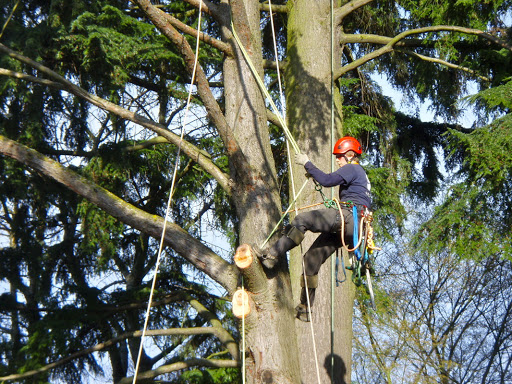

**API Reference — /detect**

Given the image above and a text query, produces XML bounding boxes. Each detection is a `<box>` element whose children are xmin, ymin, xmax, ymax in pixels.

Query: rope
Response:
<box><xmin>230</xmin><ymin>18</ymin><xmax>300</xmax><ymax>154</ymax></box>
<box><xmin>334</xmin><ymin>248</ymin><xmax>347</xmax><ymax>286</ymax></box>
<box><xmin>267</xmin><ymin>2</ymin><xmax>321</xmax><ymax>382</ymax></box>
<box><xmin>329</xmin><ymin>0</ymin><xmax>336</xmax><ymax>380</ymax></box>
<box><xmin>259</xmin><ymin>179</ymin><xmax>309</xmax><ymax>249</ymax></box>
<box><xmin>241</xmin><ymin>278</ymin><xmax>246</xmax><ymax>384</ymax></box>
<box><xmin>131</xmin><ymin>2</ymin><xmax>203</xmax><ymax>383</ymax></box>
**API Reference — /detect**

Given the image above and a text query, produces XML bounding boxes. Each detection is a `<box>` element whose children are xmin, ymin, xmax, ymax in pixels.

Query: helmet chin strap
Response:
<box><xmin>343</xmin><ymin>154</ymin><xmax>355</xmax><ymax>164</ymax></box>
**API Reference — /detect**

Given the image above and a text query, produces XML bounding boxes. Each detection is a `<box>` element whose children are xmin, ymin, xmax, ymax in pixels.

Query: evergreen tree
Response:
<box><xmin>0</xmin><ymin>0</ymin><xmax>510</xmax><ymax>383</ymax></box>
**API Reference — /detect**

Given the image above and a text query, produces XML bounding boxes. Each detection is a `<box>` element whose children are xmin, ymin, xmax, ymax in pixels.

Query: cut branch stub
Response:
<box><xmin>234</xmin><ymin>243</ymin><xmax>254</xmax><ymax>269</ymax></box>
<box><xmin>232</xmin><ymin>288</ymin><xmax>251</xmax><ymax>319</ymax></box>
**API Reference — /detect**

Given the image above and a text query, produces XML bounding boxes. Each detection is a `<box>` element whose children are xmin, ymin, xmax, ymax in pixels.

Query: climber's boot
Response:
<box><xmin>257</xmin><ymin>225</ymin><xmax>305</xmax><ymax>269</ymax></box>
<box><xmin>251</xmin><ymin>244</ymin><xmax>280</xmax><ymax>269</ymax></box>
<box><xmin>296</xmin><ymin>274</ymin><xmax>318</xmax><ymax>322</ymax></box>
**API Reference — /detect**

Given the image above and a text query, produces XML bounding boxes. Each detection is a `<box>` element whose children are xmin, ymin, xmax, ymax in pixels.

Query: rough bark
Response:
<box><xmin>223</xmin><ymin>1</ymin><xmax>302</xmax><ymax>383</ymax></box>
<box><xmin>286</xmin><ymin>0</ymin><xmax>355</xmax><ymax>383</ymax></box>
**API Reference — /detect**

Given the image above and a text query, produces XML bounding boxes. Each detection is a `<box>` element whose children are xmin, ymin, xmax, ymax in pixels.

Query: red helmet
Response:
<box><xmin>333</xmin><ymin>136</ymin><xmax>362</xmax><ymax>155</ymax></box>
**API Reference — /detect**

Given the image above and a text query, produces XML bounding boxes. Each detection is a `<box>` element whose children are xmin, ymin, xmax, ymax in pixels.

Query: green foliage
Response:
<box><xmin>1</xmin><ymin>0</ymin><xmax>511</xmax><ymax>383</ymax></box>
<box><xmin>353</xmin><ymin>0</ymin><xmax>512</xmax><ymax>117</ymax></box>
<box><xmin>178</xmin><ymin>367</ymin><xmax>241</xmax><ymax>384</ymax></box>
<box><xmin>466</xmin><ymin>76</ymin><xmax>512</xmax><ymax>111</ymax></box>
<box><xmin>343</xmin><ymin>105</ymin><xmax>380</xmax><ymax>136</ymax></box>
<box><xmin>55</xmin><ymin>5</ymin><xmax>186</xmax><ymax>91</ymax></box>
<box><xmin>366</xmin><ymin>164</ymin><xmax>409</xmax><ymax>233</ymax></box>
<box><xmin>449</xmin><ymin>118</ymin><xmax>512</xmax><ymax>185</ymax></box>
<box><xmin>448</xmin><ymin>80</ymin><xmax>512</xmax><ymax>191</ymax></box>
<box><xmin>398</xmin><ymin>0</ymin><xmax>510</xmax><ymax>30</ymax></box>
<box><xmin>415</xmin><ymin>81</ymin><xmax>512</xmax><ymax>261</ymax></box>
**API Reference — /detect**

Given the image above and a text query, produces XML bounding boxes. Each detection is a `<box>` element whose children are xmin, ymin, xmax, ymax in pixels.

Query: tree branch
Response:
<box><xmin>40</xmin><ymin>136</ymin><xmax>187</xmax><ymax>158</ymax></box>
<box><xmin>0</xmin><ymin>327</ymin><xmax>231</xmax><ymax>382</ymax></box>
<box><xmin>187</xmin><ymin>294</ymin><xmax>239</xmax><ymax>358</ymax></box>
<box><xmin>263</xmin><ymin>58</ymin><xmax>287</xmax><ymax>70</ymax></box>
<box><xmin>396</xmin><ymin>48</ymin><xmax>491</xmax><ymax>82</ymax></box>
<box><xmin>336</xmin><ymin>42</ymin><xmax>393</xmax><ymax>79</ymax></box>
<box><xmin>266</xmin><ymin>109</ymin><xmax>283</xmax><ymax>129</ymax></box>
<box><xmin>342</xmin><ymin>27</ymin><xmax>512</xmax><ymax>52</ymax></box>
<box><xmin>336</xmin><ymin>25</ymin><xmax>512</xmax><ymax>80</ymax></box>
<box><xmin>159</xmin><ymin>11</ymin><xmax>232</xmax><ymax>56</ymax></box>
<box><xmin>182</xmin><ymin>0</ymin><xmax>231</xmax><ymax>26</ymax></box>
<box><xmin>0</xmin><ymin>135</ymin><xmax>239</xmax><ymax>293</ymax></box>
<box><xmin>335</xmin><ymin>0</ymin><xmax>374</xmax><ymax>24</ymax></box>
<box><xmin>0</xmin><ymin>60</ymin><xmax>232</xmax><ymax>195</ymax></box>
<box><xmin>129</xmin><ymin>75</ymin><xmax>203</xmax><ymax>105</ymax></box>
<box><xmin>260</xmin><ymin>3</ymin><xmax>288</xmax><ymax>13</ymax></box>
<box><xmin>117</xmin><ymin>358</ymin><xmax>239</xmax><ymax>384</ymax></box>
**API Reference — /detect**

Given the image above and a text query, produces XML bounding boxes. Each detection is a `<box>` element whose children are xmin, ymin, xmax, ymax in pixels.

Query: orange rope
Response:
<box><xmin>334</xmin><ymin>199</ymin><xmax>367</xmax><ymax>252</ymax></box>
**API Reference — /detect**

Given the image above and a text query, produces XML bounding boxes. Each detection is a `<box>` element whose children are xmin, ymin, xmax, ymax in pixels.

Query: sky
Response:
<box><xmin>374</xmin><ymin>72</ymin><xmax>480</xmax><ymax>128</ymax></box>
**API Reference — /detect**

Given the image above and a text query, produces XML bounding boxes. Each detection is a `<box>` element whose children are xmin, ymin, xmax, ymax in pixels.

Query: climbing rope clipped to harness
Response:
<box><xmin>313</xmin><ymin>179</ymin><xmax>337</xmax><ymax>209</ymax></box>
<box><xmin>313</xmin><ymin>181</ymin><xmax>379</xmax><ymax>309</ymax></box>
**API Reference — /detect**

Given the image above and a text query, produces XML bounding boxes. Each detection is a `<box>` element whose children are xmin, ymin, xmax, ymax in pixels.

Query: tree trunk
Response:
<box><xmin>286</xmin><ymin>0</ymin><xmax>354</xmax><ymax>383</ymax></box>
<box><xmin>224</xmin><ymin>1</ymin><xmax>301</xmax><ymax>383</ymax></box>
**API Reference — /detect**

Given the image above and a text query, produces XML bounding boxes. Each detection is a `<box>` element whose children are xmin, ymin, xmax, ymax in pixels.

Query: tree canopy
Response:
<box><xmin>0</xmin><ymin>0</ymin><xmax>511</xmax><ymax>383</ymax></box>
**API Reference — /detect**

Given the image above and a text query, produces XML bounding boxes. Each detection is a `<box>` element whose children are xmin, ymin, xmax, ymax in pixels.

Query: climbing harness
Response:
<box><xmin>348</xmin><ymin>205</ymin><xmax>373</xmax><ymax>308</ymax></box>
<box><xmin>312</xmin><ymin>178</ymin><xmax>379</xmax><ymax>309</ymax></box>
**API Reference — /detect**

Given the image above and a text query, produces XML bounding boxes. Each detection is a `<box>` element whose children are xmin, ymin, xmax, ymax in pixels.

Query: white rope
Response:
<box><xmin>330</xmin><ymin>0</ymin><xmax>336</xmax><ymax>380</ymax></box>
<box><xmin>230</xmin><ymin>20</ymin><xmax>300</xmax><ymax>154</ymax></box>
<box><xmin>268</xmin><ymin>1</ymin><xmax>321</xmax><ymax>383</ymax></box>
<box><xmin>131</xmin><ymin>2</ymin><xmax>203</xmax><ymax>382</ymax></box>
<box><xmin>241</xmin><ymin>280</ymin><xmax>246</xmax><ymax>384</ymax></box>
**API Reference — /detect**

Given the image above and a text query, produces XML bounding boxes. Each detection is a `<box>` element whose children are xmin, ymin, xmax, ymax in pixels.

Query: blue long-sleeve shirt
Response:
<box><xmin>304</xmin><ymin>161</ymin><xmax>372</xmax><ymax>209</ymax></box>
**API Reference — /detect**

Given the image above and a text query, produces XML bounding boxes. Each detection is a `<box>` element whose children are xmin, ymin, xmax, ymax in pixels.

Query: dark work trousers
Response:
<box><xmin>269</xmin><ymin>207</ymin><xmax>358</xmax><ymax>276</ymax></box>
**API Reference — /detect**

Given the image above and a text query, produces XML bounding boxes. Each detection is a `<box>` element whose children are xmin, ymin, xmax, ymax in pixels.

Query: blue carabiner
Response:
<box><xmin>352</xmin><ymin>205</ymin><xmax>362</xmax><ymax>261</ymax></box>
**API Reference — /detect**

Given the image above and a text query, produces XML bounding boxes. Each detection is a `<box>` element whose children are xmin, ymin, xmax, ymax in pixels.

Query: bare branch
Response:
<box><xmin>0</xmin><ymin>67</ymin><xmax>59</xmax><ymax>87</ymax></box>
<box><xmin>336</xmin><ymin>43</ymin><xmax>393</xmax><ymax>79</ymax></box>
<box><xmin>0</xmin><ymin>135</ymin><xmax>239</xmax><ymax>293</ymax></box>
<box><xmin>263</xmin><ymin>58</ymin><xmax>287</xmax><ymax>70</ymax></box>
<box><xmin>396</xmin><ymin>48</ymin><xmax>491</xmax><ymax>82</ymax></box>
<box><xmin>161</xmin><ymin>11</ymin><xmax>232</xmax><ymax>55</ymax></box>
<box><xmin>342</xmin><ymin>27</ymin><xmax>512</xmax><ymax>51</ymax></box>
<box><xmin>336</xmin><ymin>25</ymin><xmax>512</xmax><ymax>80</ymax></box>
<box><xmin>335</xmin><ymin>0</ymin><xmax>374</xmax><ymax>24</ymax></box>
<box><xmin>266</xmin><ymin>109</ymin><xmax>283</xmax><ymax>129</ymax></box>
<box><xmin>187</xmin><ymin>296</ymin><xmax>239</xmax><ymax>358</ymax></box>
<box><xmin>260</xmin><ymin>3</ymin><xmax>288</xmax><ymax>13</ymax></box>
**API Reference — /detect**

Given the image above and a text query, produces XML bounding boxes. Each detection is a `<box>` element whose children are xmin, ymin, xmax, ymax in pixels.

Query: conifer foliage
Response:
<box><xmin>0</xmin><ymin>0</ymin><xmax>511</xmax><ymax>383</ymax></box>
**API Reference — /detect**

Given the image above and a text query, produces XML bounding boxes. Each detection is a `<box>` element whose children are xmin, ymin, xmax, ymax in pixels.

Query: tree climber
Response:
<box><xmin>257</xmin><ymin>136</ymin><xmax>372</xmax><ymax>322</ymax></box>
